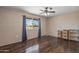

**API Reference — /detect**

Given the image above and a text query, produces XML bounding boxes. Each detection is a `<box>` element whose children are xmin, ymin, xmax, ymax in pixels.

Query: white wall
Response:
<box><xmin>0</xmin><ymin>7</ymin><xmax>47</xmax><ymax>46</ymax></box>
<box><xmin>1</xmin><ymin>7</ymin><xmax>79</xmax><ymax>46</ymax></box>
<box><xmin>47</xmin><ymin>11</ymin><xmax>79</xmax><ymax>37</ymax></box>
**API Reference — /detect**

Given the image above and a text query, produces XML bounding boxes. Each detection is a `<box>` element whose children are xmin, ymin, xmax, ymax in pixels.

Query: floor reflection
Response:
<box><xmin>26</xmin><ymin>44</ymin><xmax>39</xmax><ymax>53</ymax></box>
<box><xmin>26</xmin><ymin>36</ymin><xmax>79</xmax><ymax>53</ymax></box>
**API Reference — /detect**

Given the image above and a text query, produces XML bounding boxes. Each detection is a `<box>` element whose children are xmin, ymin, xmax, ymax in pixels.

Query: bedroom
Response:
<box><xmin>0</xmin><ymin>6</ymin><xmax>79</xmax><ymax>53</ymax></box>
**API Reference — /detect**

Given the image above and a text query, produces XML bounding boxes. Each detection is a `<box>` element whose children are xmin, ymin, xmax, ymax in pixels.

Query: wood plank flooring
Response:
<box><xmin>0</xmin><ymin>36</ymin><xmax>79</xmax><ymax>53</ymax></box>
<box><xmin>26</xmin><ymin>36</ymin><xmax>79</xmax><ymax>53</ymax></box>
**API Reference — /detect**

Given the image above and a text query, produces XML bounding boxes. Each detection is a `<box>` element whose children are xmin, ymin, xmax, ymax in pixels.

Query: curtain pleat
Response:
<box><xmin>38</xmin><ymin>18</ymin><xmax>41</xmax><ymax>39</ymax></box>
<box><xmin>22</xmin><ymin>15</ymin><xmax>27</xmax><ymax>42</ymax></box>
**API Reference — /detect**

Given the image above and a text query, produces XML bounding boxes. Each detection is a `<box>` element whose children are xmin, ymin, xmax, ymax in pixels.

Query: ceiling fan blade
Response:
<box><xmin>45</xmin><ymin>7</ymin><xmax>48</xmax><ymax>9</ymax></box>
<box><xmin>40</xmin><ymin>9</ymin><xmax>44</xmax><ymax>11</ymax></box>
<box><xmin>40</xmin><ymin>12</ymin><xmax>43</xmax><ymax>14</ymax></box>
<box><xmin>48</xmin><ymin>11</ymin><xmax>55</xmax><ymax>13</ymax></box>
<box><xmin>40</xmin><ymin>12</ymin><xmax>45</xmax><ymax>14</ymax></box>
<box><xmin>50</xmin><ymin>7</ymin><xmax>53</xmax><ymax>10</ymax></box>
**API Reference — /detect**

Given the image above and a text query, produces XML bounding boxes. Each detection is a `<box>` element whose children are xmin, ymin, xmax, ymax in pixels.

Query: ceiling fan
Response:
<box><xmin>40</xmin><ymin>7</ymin><xmax>55</xmax><ymax>16</ymax></box>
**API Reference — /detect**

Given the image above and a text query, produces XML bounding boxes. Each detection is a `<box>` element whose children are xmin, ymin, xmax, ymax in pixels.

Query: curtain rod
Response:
<box><xmin>23</xmin><ymin>15</ymin><xmax>40</xmax><ymax>20</ymax></box>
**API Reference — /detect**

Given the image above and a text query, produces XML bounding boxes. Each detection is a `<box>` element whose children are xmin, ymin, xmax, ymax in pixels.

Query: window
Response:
<box><xmin>26</xmin><ymin>19</ymin><xmax>39</xmax><ymax>29</ymax></box>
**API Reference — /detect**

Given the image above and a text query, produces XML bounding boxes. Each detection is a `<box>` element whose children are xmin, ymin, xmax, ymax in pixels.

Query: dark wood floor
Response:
<box><xmin>0</xmin><ymin>36</ymin><xmax>79</xmax><ymax>53</ymax></box>
<box><xmin>26</xmin><ymin>36</ymin><xmax>79</xmax><ymax>53</ymax></box>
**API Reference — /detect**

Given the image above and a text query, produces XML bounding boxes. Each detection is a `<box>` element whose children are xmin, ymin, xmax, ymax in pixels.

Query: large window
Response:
<box><xmin>26</xmin><ymin>19</ymin><xmax>39</xmax><ymax>29</ymax></box>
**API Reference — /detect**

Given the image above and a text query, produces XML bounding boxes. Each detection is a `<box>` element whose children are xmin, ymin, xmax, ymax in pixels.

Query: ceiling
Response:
<box><xmin>3</xmin><ymin>6</ymin><xmax>79</xmax><ymax>17</ymax></box>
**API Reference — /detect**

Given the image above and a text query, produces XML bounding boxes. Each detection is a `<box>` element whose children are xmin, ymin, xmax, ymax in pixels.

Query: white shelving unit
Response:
<box><xmin>62</xmin><ymin>30</ymin><xmax>69</xmax><ymax>40</ymax></box>
<box><xmin>58</xmin><ymin>30</ymin><xmax>62</xmax><ymax>38</ymax></box>
<box><xmin>69</xmin><ymin>30</ymin><xmax>79</xmax><ymax>41</ymax></box>
<box><xmin>58</xmin><ymin>29</ymin><xmax>79</xmax><ymax>41</ymax></box>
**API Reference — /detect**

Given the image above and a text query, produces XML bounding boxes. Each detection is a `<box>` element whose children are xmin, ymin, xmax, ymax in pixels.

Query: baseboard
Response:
<box><xmin>27</xmin><ymin>35</ymin><xmax>47</xmax><ymax>41</ymax></box>
<box><xmin>1</xmin><ymin>35</ymin><xmax>78</xmax><ymax>48</ymax></box>
<box><xmin>47</xmin><ymin>35</ymin><xmax>79</xmax><ymax>42</ymax></box>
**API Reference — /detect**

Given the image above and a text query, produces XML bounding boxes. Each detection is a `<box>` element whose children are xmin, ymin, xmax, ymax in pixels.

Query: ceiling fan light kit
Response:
<box><xmin>40</xmin><ymin>7</ymin><xmax>55</xmax><ymax>16</ymax></box>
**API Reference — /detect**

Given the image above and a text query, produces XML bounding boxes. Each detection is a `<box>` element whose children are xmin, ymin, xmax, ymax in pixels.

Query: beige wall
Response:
<box><xmin>47</xmin><ymin>11</ymin><xmax>79</xmax><ymax>37</ymax></box>
<box><xmin>0</xmin><ymin>7</ymin><xmax>47</xmax><ymax>46</ymax></box>
<box><xmin>1</xmin><ymin>7</ymin><xmax>79</xmax><ymax>46</ymax></box>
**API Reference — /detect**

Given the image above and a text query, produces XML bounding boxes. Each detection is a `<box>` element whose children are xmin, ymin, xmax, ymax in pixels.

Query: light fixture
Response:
<box><xmin>40</xmin><ymin>7</ymin><xmax>55</xmax><ymax>17</ymax></box>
